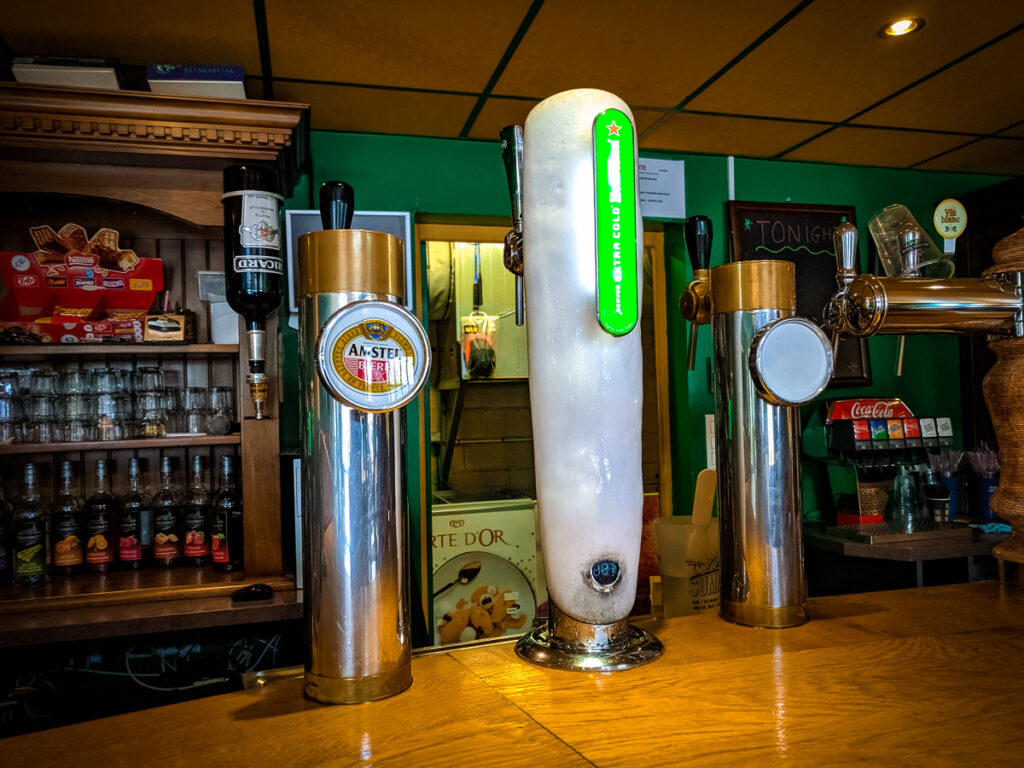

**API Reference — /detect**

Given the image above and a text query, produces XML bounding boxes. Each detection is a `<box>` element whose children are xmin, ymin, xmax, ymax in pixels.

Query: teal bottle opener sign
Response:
<box><xmin>593</xmin><ymin>108</ymin><xmax>639</xmax><ymax>336</ymax></box>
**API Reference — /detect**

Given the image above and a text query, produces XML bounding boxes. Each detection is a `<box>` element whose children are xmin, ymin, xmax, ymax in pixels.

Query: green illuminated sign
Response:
<box><xmin>593</xmin><ymin>108</ymin><xmax>639</xmax><ymax>336</ymax></box>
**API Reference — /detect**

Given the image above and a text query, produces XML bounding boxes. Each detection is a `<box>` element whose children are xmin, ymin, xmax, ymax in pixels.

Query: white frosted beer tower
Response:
<box><xmin>501</xmin><ymin>89</ymin><xmax>662</xmax><ymax>671</ymax></box>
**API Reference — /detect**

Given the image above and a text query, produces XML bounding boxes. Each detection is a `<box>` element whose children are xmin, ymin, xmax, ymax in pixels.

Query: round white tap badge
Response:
<box><xmin>316</xmin><ymin>300</ymin><xmax>429</xmax><ymax>412</ymax></box>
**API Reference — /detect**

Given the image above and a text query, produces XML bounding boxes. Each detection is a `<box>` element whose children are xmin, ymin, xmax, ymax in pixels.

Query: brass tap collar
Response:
<box><xmin>710</xmin><ymin>260</ymin><xmax>796</xmax><ymax>315</ymax></box>
<box><xmin>299</xmin><ymin>229</ymin><xmax>405</xmax><ymax>299</ymax></box>
<box><xmin>680</xmin><ymin>269</ymin><xmax>711</xmax><ymax>325</ymax></box>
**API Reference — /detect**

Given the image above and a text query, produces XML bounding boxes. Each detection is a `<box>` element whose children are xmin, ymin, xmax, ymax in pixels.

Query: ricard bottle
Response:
<box><xmin>118</xmin><ymin>458</ymin><xmax>147</xmax><ymax>570</ymax></box>
<box><xmin>222</xmin><ymin>164</ymin><xmax>283</xmax><ymax>421</ymax></box>
<box><xmin>52</xmin><ymin>460</ymin><xmax>84</xmax><ymax>577</ymax></box>
<box><xmin>183</xmin><ymin>456</ymin><xmax>211</xmax><ymax>567</ymax></box>
<box><xmin>152</xmin><ymin>457</ymin><xmax>183</xmax><ymax>568</ymax></box>
<box><xmin>13</xmin><ymin>462</ymin><xmax>49</xmax><ymax>586</ymax></box>
<box><xmin>211</xmin><ymin>455</ymin><xmax>244</xmax><ymax>573</ymax></box>
<box><xmin>83</xmin><ymin>459</ymin><xmax>119</xmax><ymax>574</ymax></box>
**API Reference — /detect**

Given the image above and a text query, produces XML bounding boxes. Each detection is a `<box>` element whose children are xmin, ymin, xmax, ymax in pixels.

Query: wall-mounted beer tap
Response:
<box><xmin>678</xmin><ymin>215</ymin><xmax>712</xmax><ymax>371</ymax></box>
<box><xmin>500</xmin><ymin>124</ymin><xmax>525</xmax><ymax>327</ymax></box>
<box><xmin>827</xmin><ymin>211</ymin><xmax>1024</xmax><ymax>584</ymax></box>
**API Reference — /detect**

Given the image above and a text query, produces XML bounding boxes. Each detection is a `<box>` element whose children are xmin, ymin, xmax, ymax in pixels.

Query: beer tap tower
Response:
<box><xmin>680</xmin><ymin>218</ymin><xmax>835</xmax><ymax>628</ymax></box>
<box><xmin>828</xmin><ymin>217</ymin><xmax>1024</xmax><ymax>582</ymax></box>
<box><xmin>298</xmin><ymin>182</ymin><xmax>430</xmax><ymax>703</ymax></box>
<box><xmin>501</xmin><ymin>89</ymin><xmax>662</xmax><ymax>671</ymax></box>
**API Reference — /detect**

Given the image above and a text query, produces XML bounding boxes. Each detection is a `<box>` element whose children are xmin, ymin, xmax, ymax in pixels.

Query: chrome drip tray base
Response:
<box><xmin>514</xmin><ymin>606</ymin><xmax>663</xmax><ymax>672</ymax></box>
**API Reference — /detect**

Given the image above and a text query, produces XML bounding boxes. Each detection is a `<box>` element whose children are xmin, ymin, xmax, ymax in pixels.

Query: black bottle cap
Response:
<box><xmin>223</xmin><ymin>164</ymin><xmax>280</xmax><ymax>195</ymax></box>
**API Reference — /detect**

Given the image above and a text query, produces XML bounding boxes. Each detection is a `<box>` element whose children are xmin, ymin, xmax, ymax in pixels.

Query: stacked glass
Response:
<box><xmin>0</xmin><ymin>366</ymin><xmax>234</xmax><ymax>443</ymax></box>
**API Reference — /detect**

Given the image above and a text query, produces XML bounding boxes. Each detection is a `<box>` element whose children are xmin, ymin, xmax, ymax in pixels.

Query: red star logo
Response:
<box><xmin>607</xmin><ymin>120</ymin><xmax>622</xmax><ymax>137</ymax></box>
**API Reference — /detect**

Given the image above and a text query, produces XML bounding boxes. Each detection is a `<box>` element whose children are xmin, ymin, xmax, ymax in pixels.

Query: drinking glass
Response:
<box><xmin>869</xmin><ymin>204</ymin><xmax>955</xmax><ymax>279</ymax></box>
<box><xmin>30</xmin><ymin>370</ymin><xmax>61</xmax><ymax>397</ymax></box>
<box><xmin>62</xmin><ymin>369</ymin><xmax>90</xmax><ymax>395</ymax></box>
<box><xmin>90</xmin><ymin>368</ymin><xmax>121</xmax><ymax>395</ymax></box>
<box><xmin>0</xmin><ymin>391</ymin><xmax>22</xmax><ymax>443</ymax></box>
<box><xmin>63</xmin><ymin>393</ymin><xmax>94</xmax><ymax>442</ymax></box>
<box><xmin>95</xmin><ymin>393</ymin><xmax>126</xmax><ymax>441</ymax></box>
<box><xmin>136</xmin><ymin>367</ymin><xmax>165</xmax><ymax>393</ymax></box>
<box><xmin>27</xmin><ymin>396</ymin><xmax>58</xmax><ymax>443</ymax></box>
<box><xmin>137</xmin><ymin>391</ymin><xmax>167</xmax><ymax>438</ymax></box>
<box><xmin>162</xmin><ymin>388</ymin><xmax>182</xmax><ymax>433</ymax></box>
<box><xmin>185</xmin><ymin>387</ymin><xmax>208</xmax><ymax>434</ymax></box>
<box><xmin>0</xmin><ymin>372</ymin><xmax>21</xmax><ymax>396</ymax></box>
<box><xmin>207</xmin><ymin>386</ymin><xmax>234</xmax><ymax>435</ymax></box>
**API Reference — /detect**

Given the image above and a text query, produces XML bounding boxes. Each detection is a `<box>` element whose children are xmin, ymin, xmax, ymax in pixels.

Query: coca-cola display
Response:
<box><xmin>804</xmin><ymin>398</ymin><xmax>956</xmax><ymax>526</ymax></box>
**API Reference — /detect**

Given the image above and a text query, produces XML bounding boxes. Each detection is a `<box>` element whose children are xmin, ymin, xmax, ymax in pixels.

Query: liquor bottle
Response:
<box><xmin>211</xmin><ymin>455</ymin><xmax>244</xmax><ymax>573</ymax></box>
<box><xmin>13</xmin><ymin>462</ymin><xmax>49</xmax><ymax>586</ymax></box>
<box><xmin>222</xmin><ymin>164</ymin><xmax>284</xmax><ymax>421</ymax></box>
<box><xmin>0</xmin><ymin>490</ymin><xmax>12</xmax><ymax>582</ymax></box>
<box><xmin>183</xmin><ymin>455</ymin><xmax>210</xmax><ymax>567</ymax></box>
<box><xmin>83</xmin><ymin>459</ymin><xmax>119</xmax><ymax>574</ymax></box>
<box><xmin>51</xmin><ymin>460</ymin><xmax>84</xmax><ymax>577</ymax></box>
<box><xmin>118</xmin><ymin>458</ymin><xmax>147</xmax><ymax>570</ymax></box>
<box><xmin>152</xmin><ymin>457</ymin><xmax>182</xmax><ymax>568</ymax></box>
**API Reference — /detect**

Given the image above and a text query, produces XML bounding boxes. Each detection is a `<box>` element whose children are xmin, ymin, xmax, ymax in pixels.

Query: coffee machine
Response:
<box><xmin>298</xmin><ymin>182</ymin><xmax>430</xmax><ymax>703</ymax></box>
<box><xmin>500</xmin><ymin>88</ymin><xmax>662</xmax><ymax>671</ymax></box>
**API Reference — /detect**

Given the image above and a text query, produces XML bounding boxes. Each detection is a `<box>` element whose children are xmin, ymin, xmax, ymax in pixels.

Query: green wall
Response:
<box><xmin>285</xmin><ymin>130</ymin><xmax>1007</xmax><ymax>523</ymax></box>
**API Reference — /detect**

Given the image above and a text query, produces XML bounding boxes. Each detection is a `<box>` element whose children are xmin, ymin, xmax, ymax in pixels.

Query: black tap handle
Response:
<box><xmin>685</xmin><ymin>215</ymin><xmax>712</xmax><ymax>273</ymax></box>
<box><xmin>319</xmin><ymin>181</ymin><xmax>355</xmax><ymax>231</ymax></box>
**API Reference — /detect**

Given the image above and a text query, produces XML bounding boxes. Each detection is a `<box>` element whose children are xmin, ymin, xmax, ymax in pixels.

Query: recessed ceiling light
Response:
<box><xmin>880</xmin><ymin>17</ymin><xmax>925</xmax><ymax>37</ymax></box>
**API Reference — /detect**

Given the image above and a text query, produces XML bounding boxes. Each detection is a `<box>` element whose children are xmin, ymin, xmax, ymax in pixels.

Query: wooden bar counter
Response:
<box><xmin>8</xmin><ymin>581</ymin><xmax>1024</xmax><ymax>766</ymax></box>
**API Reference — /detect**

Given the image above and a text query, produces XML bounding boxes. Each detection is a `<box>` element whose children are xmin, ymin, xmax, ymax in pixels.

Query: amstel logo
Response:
<box><xmin>331</xmin><ymin>320</ymin><xmax>416</xmax><ymax>393</ymax></box>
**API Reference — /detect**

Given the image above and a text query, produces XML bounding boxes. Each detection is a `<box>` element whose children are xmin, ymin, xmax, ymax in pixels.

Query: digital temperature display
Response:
<box><xmin>590</xmin><ymin>560</ymin><xmax>621</xmax><ymax>588</ymax></box>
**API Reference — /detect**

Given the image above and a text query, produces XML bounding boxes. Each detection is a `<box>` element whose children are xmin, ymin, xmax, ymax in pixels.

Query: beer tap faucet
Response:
<box><xmin>500</xmin><ymin>124</ymin><xmax>525</xmax><ymax>326</ymax></box>
<box><xmin>679</xmin><ymin>215</ymin><xmax>712</xmax><ymax>371</ymax></box>
<box><xmin>824</xmin><ymin>220</ymin><xmax>858</xmax><ymax>335</ymax></box>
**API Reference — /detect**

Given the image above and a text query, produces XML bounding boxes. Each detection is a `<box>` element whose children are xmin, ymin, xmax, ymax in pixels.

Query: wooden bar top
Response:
<box><xmin>8</xmin><ymin>581</ymin><xmax>1024</xmax><ymax>767</ymax></box>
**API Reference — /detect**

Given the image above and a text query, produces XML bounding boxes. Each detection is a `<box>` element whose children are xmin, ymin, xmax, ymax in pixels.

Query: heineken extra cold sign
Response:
<box><xmin>593</xmin><ymin>108</ymin><xmax>639</xmax><ymax>336</ymax></box>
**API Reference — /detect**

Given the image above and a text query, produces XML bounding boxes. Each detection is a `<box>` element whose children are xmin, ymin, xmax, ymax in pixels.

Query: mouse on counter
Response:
<box><xmin>231</xmin><ymin>583</ymin><xmax>275</xmax><ymax>602</ymax></box>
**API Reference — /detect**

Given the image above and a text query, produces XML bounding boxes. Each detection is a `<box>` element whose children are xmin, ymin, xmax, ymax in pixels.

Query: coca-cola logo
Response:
<box><xmin>851</xmin><ymin>402</ymin><xmax>897</xmax><ymax>418</ymax></box>
<box><xmin>828</xmin><ymin>398</ymin><xmax>913</xmax><ymax>422</ymax></box>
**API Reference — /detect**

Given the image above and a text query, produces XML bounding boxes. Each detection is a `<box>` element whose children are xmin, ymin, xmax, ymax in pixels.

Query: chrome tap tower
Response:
<box><xmin>299</xmin><ymin>182</ymin><xmax>429</xmax><ymax>703</ymax></box>
<box><xmin>682</xmin><ymin>254</ymin><xmax>834</xmax><ymax>627</ymax></box>
<box><xmin>501</xmin><ymin>89</ymin><xmax>662</xmax><ymax>671</ymax></box>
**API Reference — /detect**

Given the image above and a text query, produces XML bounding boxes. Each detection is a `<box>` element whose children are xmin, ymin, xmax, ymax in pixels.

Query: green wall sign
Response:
<box><xmin>593</xmin><ymin>108</ymin><xmax>639</xmax><ymax>336</ymax></box>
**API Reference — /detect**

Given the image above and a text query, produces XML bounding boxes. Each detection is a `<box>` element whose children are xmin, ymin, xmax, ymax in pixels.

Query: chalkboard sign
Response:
<box><xmin>726</xmin><ymin>200</ymin><xmax>870</xmax><ymax>386</ymax></box>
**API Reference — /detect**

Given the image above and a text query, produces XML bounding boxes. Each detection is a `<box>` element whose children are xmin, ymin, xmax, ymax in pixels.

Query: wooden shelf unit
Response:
<box><xmin>0</xmin><ymin>85</ymin><xmax>309</xmax><ymax>631</ymax></box>
<box><xmin>0</xmin><ymin>344</ymin><xmax>239</xmax><ymax>357</ymax></box>
<box><xmin>0</xmin><ymin>434</ymin><xmax>241</xmax><ymax>456</ymax></box>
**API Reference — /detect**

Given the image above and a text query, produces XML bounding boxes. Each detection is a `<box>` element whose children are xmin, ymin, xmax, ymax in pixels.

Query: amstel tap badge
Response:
<box><xmin>331</xmin><ymin>319</ymin><xmax>416</xmax><ymax>394</ymax></box>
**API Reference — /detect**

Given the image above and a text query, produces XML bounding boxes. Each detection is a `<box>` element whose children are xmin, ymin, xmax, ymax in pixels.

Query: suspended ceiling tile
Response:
<box><xmin>853</xmin><ymin>29</ymin><xmax>1024</xmax><ymax>134</ymax></box>
<box><xmin>640</xmin><ymin>112</ymin><xmax>825</xmax><ymax>157</ymax></box>
<box><xmin>467</xmin><ymin>98</ymin><xmax>537</xmax><ymax>140</ymax></box>
<box><xmin>468</xmin><ymin>99</ymin><xmax>665</xmax><ymax>140</ymax></box>
<box><xmin>688</xmin><ymin>0</ymin><xmax>1024</xmax><ymax>122</ymax></box>
<box><xmin>273</xmin><ymin>81</ymin><xmax>476</xmax><ymax>137</ymax></box>
<box><xmin>785</xmin><ymin>126</ymin><xmax>974</xmax><ymax>167</ymax></box>
<box><xmin>915</xmin><ymin>138</ymin><xmax>1024</xmax><ymax>175</ymax></box>
<box><xmin>265</xmin><ymin>0</ymin><xmax>531</xmax><ymax>92</ymax></box>
<box><xmin>493</xmin><ymin>0</ymin><xmax>797</xmax><ymax>106</ymax></box>
<box><xmin>1</xmin><ymin>0</ymin><xmax>263</xmax><ymax>75</ymax></box>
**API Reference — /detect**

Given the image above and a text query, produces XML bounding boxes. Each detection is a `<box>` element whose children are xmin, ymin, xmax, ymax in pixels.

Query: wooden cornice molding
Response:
<box><xmin>0</xmin><ymin>82</ymin><xmax>309</xmax><ymax>162</ymax></box>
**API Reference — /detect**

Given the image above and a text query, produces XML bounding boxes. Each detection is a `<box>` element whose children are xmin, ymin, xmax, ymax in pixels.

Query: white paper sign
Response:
<box><xmin>638</xmin><ymin>157</ymin><xmax>685</xmax><ymax>220</ymax></box>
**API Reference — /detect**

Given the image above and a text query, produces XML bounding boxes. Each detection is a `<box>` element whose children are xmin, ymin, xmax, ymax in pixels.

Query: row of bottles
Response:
<box><xmin>0</xmin><ymin>455</ymin><xmax>244</xmax><ymax>586</ymax></box>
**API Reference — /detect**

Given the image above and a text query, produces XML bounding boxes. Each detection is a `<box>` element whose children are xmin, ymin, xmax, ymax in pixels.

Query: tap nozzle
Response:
<box><xmin>825</xmin><ymin>220</ymin><xmax>858</xmax><ymax>333</ymax></box>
